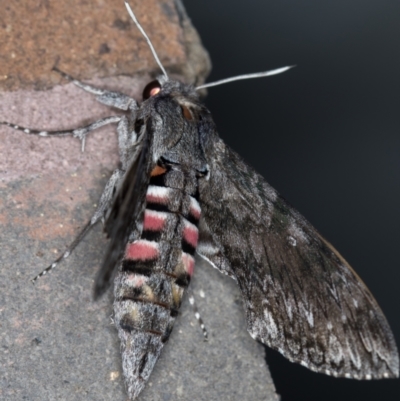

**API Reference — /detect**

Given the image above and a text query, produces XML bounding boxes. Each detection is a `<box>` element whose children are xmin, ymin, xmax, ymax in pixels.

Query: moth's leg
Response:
<box><xmin>91</xmin><ymin>167</ymin><xmax>124</xmax><ymax>225</ymax></box>
<box><xmin>32</xmin><ymin>168</ymin><xmax>125</xmax><ymax>283</ymax></box>
<box><xmin>31</xmin><ymin>219</ymin><xmax>94</xmax><ymax>283</ymax></box>
<box><xmin>53</xmin><ymin>67</ymin><xmax>139</xmax><ymax>111</ymax></box>
<box><xmin>188</xmin><ymin>293</ymin><xmax>208</xmax><ymax>340</ymax></box>
<box><xmin>115</xmin><ymin>112</ymin><xmax>141</xmax><ymax>170</ymax></box>
<box><xmin>1</xmin><ymin>116</ymin><xmax>121</xmax><ymax>152</ymax></box>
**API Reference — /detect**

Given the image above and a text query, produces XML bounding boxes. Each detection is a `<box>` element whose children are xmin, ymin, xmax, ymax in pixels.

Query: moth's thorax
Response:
<box><xmin>113</xmin><ymin>165</ymin><xmax>201</xmax><ymax>398</ymax></box>
<box><xmin>137</xmin><ymin>79</ymin><xmax>210</xmax><ymax>170</ymax></box>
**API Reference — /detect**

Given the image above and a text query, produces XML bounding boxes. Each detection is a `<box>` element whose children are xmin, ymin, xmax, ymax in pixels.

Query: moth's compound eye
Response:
<box><xmin>143</xmin><ymin>80</ymin><xmax>161</xmax><ymax>100</ymax></box>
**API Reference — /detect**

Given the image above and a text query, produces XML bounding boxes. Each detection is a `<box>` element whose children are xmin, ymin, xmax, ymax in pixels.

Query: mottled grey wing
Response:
<box><xmin>94</xmin><ymin>132</ymin><xmax>153</xmax><ymax>299</ymax></box>
<box><xmin>197</xmin><ymin>139</ymin><xmax>399</xmax><ymax>379</ymax></box>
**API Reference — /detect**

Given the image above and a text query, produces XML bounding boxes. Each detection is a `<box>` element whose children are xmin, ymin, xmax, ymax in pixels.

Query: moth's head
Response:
<box><xmin>141</xmin><ymin>76</ymin><xmax>199</xmax><ymax>102</ymax></box>
<box><xmin>140</xmin><ymin>76</ymin><xmax>204</xmax><ymax>122</ymax></box>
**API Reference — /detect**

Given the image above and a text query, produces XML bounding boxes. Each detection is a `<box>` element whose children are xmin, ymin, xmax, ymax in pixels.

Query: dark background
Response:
<box><xmin>184</xmin><ymin>1</ymin><xmax>400</xmax><ymax>400</ymax></box>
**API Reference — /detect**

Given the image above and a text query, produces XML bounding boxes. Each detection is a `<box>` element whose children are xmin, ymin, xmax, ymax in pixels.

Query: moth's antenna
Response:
<box><xmin>124</xmin><ymin>2</ymin><xmax>169</xmax><ymax>80</ymax></box>
<box><xmin>196</xmin><ymin>66</ymin><xmax>294</xmax><ymax>90</ymax></box>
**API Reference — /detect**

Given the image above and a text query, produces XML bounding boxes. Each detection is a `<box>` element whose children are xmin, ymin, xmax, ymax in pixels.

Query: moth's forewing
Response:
<box><xmin>197</xmin><ymin>139</ymin><xmax>399</xmax><ymax>379</ymax></box>
<box><xmin>94</xmin><ymin>131</ymin><xmax>153</xmax><ymax>299</ymax></box>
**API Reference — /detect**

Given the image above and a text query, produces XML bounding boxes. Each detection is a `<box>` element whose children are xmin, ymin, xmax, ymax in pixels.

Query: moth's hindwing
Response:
<box><xmin>197</xmin><ymin>139</ymin><xmax>399</xmax><ymax>379</ymax></box>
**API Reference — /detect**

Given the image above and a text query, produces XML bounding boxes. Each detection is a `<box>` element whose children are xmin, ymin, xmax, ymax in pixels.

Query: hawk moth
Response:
<box><xmin>2</xmin><ymin>2</ymin><xmax>398</xmax><ymax>400</ymax></box>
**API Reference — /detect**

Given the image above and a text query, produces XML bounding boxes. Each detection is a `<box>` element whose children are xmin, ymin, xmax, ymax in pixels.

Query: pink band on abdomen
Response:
<box><xmin>189</xmin><ymin>196</ymin><xmax>201</xmax><ymax>220</ymax></box>
<box><xmin>143</xmin><ymin>210</ymin><xmax>167</xmax><ymax>231</ymax></box>
<box><xmin>125</xmin><ymin>274</ymin><xmax>148</xmax><ymax>287</ymax></box>
<box><xmin>182</xmin><ymin>252</ymin><xmax>195</xmax><ymax>276</ymax></box>
<box><xmin>183</xmin><ymin>221</ymin><xmax>199</xmax><ymax>248</ymax></box>
<box><xmin>125</xmin><ymin>240</ymin><xmax>159</xmax><ymax>261</ymax></box>
<box><xmin>146</xmin><ymin>185</ymin><xmax>170</xmax><ymax>204</ymax></box>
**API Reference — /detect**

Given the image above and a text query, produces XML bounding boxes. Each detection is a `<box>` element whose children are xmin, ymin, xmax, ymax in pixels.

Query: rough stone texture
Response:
<box><xmin>0</xmin><ymin>1</ymin><xmax>278</xmax><ymax>400</ymax></box>
<box><xmin>0</xmin><ymin>0</ymin><xmax>210</xmax><ymax>91</ymax></box>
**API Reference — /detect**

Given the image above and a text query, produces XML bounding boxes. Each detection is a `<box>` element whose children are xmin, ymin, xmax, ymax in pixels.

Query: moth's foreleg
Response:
<box><xmin>1</xmin><ymin>116</ymin><xmax>122</xmax><ymax>152</ymax></box>
<box><xmin>53</xmin><ymin>67</ymin><xmax>138</xmax><ymax>111</ymax></box>
<box><xmin>92</xmin><ymin>168</ymin><xmax>124</xmax><ymax>225</ymax></box>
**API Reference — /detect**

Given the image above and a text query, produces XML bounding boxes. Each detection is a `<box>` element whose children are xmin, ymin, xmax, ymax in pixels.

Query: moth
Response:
<box><xmin>2</xmin><ymin>2</ymin><xmax>398</xmax><ymax>400</ymax></box>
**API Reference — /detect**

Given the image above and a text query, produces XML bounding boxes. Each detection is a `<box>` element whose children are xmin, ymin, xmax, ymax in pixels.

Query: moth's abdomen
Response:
<box><xmin>113</xmin><ymin>167</ymin><xmax>200</xmax><ymax>399</ymax></box>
